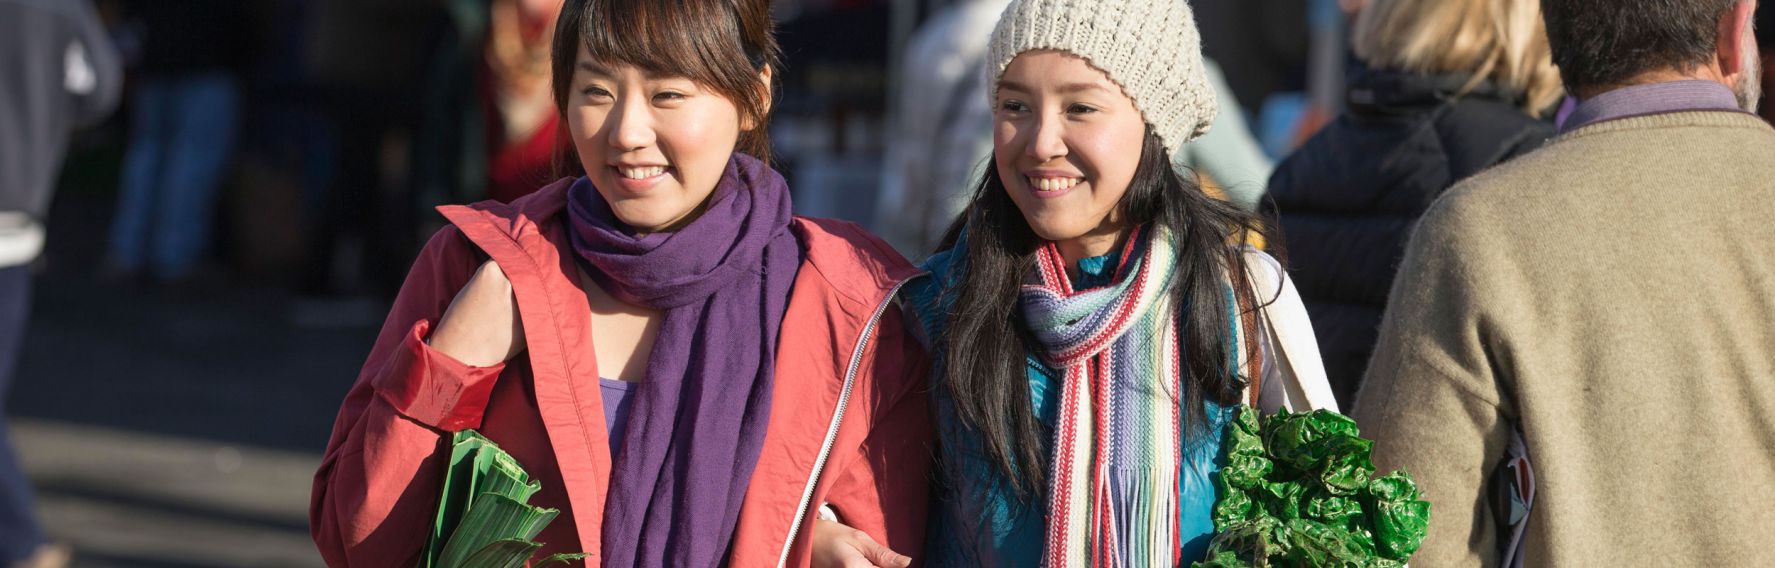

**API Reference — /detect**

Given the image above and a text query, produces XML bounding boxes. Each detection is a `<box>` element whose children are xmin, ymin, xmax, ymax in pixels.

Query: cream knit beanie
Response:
<box><xmin>986</xmin><ymin>0</ymin><xmax>1217</xmax><ymax>157</ymax></box>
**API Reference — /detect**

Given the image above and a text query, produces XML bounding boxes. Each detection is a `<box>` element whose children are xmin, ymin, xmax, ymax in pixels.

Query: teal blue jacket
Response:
<box><xmin>904</xmin><ymin>246</ymin><xmax>1233</xmax><ymax>566</ymax></box>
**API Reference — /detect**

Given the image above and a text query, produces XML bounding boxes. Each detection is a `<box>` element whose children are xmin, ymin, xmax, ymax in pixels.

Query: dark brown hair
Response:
<box><xmin>1541</xmin><ymin>0</ymin><xmax>1739</xmax><ymax>93</ymax></box>
<box><xmin>549</xmin><ymin>0</ymin><xmax>781</xmax><ymax>165</ymax></box>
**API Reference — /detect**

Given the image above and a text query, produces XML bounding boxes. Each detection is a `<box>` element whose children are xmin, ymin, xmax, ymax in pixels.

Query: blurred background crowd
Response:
<box><xmin>0</xmin><ymin>0</ymin><xmax>1771</xmax><ymax>566</ymax></box>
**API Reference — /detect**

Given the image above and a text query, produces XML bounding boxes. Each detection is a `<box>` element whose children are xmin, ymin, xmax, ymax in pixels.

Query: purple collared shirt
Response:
<box><xmin>1561</xmin><ymin>80</ymin><xmax>1745</xmax><ymax>133</ymax></box>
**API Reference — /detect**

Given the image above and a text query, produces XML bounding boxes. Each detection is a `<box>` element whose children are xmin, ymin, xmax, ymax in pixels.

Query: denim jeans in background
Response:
<box><xmin>0</xmin><ymin>266</ymin><xmax>43</xmax><ymax>561</ymax></box>
<box><xmin>109</xmin><ymin>72</ymin><xmax>240</xmax><ymax>281</ymax></box>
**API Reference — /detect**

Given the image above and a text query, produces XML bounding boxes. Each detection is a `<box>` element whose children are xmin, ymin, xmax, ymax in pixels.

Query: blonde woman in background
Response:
<box><xmin>1262</xmin><ymin>0</ymin><xmax>1562</xmax><ymax>407</ymax></box>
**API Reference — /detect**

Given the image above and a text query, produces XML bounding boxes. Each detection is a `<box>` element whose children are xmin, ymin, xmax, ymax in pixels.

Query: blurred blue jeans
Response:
<box><xmin>0</xmin><ymin>266</ymin><xmax>42</xmax><ymax>560</ymax></box>
<box><xmin>109</xmin><ymin>73</ymin><xmax>240</xmax><ymax>281</ymax></box>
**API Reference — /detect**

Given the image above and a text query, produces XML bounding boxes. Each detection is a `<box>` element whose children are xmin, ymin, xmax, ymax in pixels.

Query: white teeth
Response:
<box><xmin>620</xmin><ymin>166</ymin><xmax>666</xmax><ymax>179</ymax></box>
<box><xmin>1029</xmin><ymin>176</ymin><xmax>1082</xmax><ymax>192</ymax></box>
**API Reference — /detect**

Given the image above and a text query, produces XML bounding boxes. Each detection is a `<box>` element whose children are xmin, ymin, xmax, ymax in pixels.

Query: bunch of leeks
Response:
<box><xmin>421</xmin><ymin>430</ymin><xmax>587</xmax><ymax>568</ymax></box>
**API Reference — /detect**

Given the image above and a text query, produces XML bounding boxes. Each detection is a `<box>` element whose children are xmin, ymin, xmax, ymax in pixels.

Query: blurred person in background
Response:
<box><xmin>302</xmin><ymin>0</ymin><xmax>443</xmax><ymax>297</ymax></box>
<box><xmin>1175</xmin><ymin>61</ymin><xmax>1275</xmax><ymax>211</ymax></box>
<box><xmin>0</xmin><ymin>0</ymin><xmax>121</xmax><ymax>564</ymax></box>
<box><xmin>413</xmin><ymin>0</ymin><xmax>573</xmax><ymax>212</ymax></box>
<box><xmin>103</xmin><ymin>0</ymin><xmax>255</xmax><ymax>286</ymax></box>
<box><xmin>1264</xmin><ymin>0</ymin><xmax>1562</xmax><ymax>406</ymax></box>
<box><xmin>1195</xmin><ymin>0</ymin><xmax>1310</xmax><ymax>127</ymax></box>
<box><xmin>875</xmin><ymin>0</ymin><xmax>1008</xmax><ymax>257</ymax></box>
<box><xmin>1354</xmin><ymin>0</ymin><xmax>1773</xmax><ymax>564</ymax></box>
<box><xmin>479</xmin><ymin>0</ymin><xmax>569</xmax><ymax>203</ymax></box>
<box><xmin>311</xmin><ymin>0</ymin><xmax>933</xmax><ymax>565</ymax></box>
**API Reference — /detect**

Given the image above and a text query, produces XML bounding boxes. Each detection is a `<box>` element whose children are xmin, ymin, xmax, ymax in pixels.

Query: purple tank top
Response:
<box><xmin>600</xmin><ymin>378</ymin><xmax>637</xmax><ymax>453</ymax></box>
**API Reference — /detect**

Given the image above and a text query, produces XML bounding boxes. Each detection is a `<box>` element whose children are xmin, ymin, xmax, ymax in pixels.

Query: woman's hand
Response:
<box><xmin>811</xmin><ymin>520</ymin><xmax>911</xmax><ymax>568</ymax></box>
<box><xmin>427</xmin><ymin>260</ymin><xmax>526</xmax><ymax>366</ymax></box>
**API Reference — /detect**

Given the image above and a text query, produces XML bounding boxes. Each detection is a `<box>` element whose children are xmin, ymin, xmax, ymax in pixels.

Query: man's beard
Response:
<box><xmin>1737</xmin><ymin>30</ymin><xmax>1764</xmax><ymax>113</ymax></box>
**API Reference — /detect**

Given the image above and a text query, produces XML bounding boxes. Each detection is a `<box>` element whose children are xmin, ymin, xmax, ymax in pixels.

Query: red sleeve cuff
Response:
<box><xmin>371</xmin><ymin>320</ymin><xmax>507</xmax><ymax>431</ymax></box>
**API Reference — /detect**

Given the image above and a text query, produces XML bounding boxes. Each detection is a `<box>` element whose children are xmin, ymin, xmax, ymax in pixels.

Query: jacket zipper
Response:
<box><xmin>775</xmin><ymin>277</ymin><xmax>916</xmax><ymax>567</ymax></box>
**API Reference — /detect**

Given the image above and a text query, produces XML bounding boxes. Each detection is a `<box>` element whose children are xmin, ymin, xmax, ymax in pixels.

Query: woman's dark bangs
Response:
<box><xmin>578</xmin><ymin>0</ymin><xmax>741</xmax><ymax>88</ymax></box>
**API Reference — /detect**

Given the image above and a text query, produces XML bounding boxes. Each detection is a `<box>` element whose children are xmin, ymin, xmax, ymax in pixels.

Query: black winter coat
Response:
<box><xmin>1265</xmin><ymin>69</ymin><xmax>1555</xmax><ymax>407</ymax></box>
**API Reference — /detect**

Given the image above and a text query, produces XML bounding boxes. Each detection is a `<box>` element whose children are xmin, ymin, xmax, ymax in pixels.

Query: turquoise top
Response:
<box><xmin>905</xmin><ymin>245</ymin><xmax>1233</xmax><ymax>566</ymax></box>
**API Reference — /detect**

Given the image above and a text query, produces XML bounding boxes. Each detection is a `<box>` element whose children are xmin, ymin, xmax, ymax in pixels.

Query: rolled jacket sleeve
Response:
<box><xmin>371</xmin><ymin>319</ymin><xmax>507</xmax><ymax>432</ymax></box>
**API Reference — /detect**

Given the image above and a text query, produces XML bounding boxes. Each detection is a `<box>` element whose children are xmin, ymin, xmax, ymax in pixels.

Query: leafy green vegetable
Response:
<box><xmin>1366</xmin><ymin>472</ymin><xmax>1432</xmax><ymax>561</ymax></box>
<box><xmin>421</xmin><ymin>430</ymin><xmax>581</xmax><ymax>568</ymax></box>
<box><xmin>1193</xmin><ymin>408</ymin><xmax>1431</xmax><ymax>567</ymax></box>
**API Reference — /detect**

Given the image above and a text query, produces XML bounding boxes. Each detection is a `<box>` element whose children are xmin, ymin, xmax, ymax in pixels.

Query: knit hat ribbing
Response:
<box><xmin>986</xmin><ymin>0</ymin><xmax>1217</xmax><ymax>157</ymax></box>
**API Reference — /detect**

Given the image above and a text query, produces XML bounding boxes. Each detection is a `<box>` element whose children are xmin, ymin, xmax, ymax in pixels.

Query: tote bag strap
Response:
<box><xmin>1240</xmin><ymin>253</ymin><xmax>1340</xmax><ymax>413</ymax></box>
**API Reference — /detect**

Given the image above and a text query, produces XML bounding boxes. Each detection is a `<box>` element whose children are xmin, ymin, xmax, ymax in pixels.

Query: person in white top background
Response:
<box><xmin>0</xmin><ymin>0</ymin><xmax>121</xmax><ymax>566</ymax></box>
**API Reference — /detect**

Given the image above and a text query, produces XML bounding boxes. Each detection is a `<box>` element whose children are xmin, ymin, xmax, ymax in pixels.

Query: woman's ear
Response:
<box><xmin>742</xmin><ymin>65</ymin><xmax>775</xmax><ymax>132</ymax></box>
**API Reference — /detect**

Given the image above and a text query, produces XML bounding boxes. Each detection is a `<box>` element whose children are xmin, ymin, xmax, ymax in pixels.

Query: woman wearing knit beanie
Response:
<box><xmin>895</xmin><ymin>0</ymin><xmax>1339</xmax><ymax>564</ymax></box>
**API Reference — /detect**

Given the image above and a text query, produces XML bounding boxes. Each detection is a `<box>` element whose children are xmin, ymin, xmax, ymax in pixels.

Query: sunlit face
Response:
<box><xmin>992</xmin><ymin>50</ymin><xmax>1149</xmax><ymax>249</ymax></box>
<box><xmin>566</xmin><ymin>45</ymin><xmax>746</xmax><ymax>232</ymax></box>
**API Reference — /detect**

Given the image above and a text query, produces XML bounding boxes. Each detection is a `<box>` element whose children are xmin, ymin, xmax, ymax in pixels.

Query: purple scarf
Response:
<box><xmin>567</xmin><ymin>154</ymin><xmax>802</xmax><ymax>566</ymax></box>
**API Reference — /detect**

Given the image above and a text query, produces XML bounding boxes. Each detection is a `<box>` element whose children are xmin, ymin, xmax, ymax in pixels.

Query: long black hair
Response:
<box><xmin>934</xmin><ymin>128</ymin><xmax>1273</xmax><ymax>501</ymax></box>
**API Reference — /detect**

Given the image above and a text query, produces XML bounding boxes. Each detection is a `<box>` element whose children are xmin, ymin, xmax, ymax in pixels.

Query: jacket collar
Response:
<box><xmin>1346</xmin><ymin>68</ymin><xmax>1521</xmax><ymax>111</ymax></box>
<box><xmin>1560</xmin><ymin>80</ymin><xmax>1746</xmax><ymax>134</ymax></box>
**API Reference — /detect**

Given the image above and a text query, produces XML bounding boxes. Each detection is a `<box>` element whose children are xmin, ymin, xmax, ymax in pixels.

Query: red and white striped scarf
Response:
<box><xmin>1020</xmin><ymin>228</ymin><xmax>1262</xmax><ymax>567</ymax></box>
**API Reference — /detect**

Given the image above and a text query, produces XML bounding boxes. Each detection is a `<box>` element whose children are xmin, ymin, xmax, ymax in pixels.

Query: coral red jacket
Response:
<box><xmin>311</xmin><ymin>179</ymin><xmax>933</xmax><ymax>566</ymax></box>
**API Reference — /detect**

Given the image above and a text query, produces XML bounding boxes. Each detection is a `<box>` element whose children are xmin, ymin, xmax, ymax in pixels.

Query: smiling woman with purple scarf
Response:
<box><xmin>309</xmin><ymin>0</ymin><xmax>933</xmax><ymax>566</ymax></box>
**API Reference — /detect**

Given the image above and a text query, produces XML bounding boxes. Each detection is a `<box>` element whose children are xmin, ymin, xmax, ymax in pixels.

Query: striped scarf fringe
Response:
<box><xmin>1019</xmin><ymin>227</ymin><xmax>1261</xmax><ymax>568</ymax></box>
